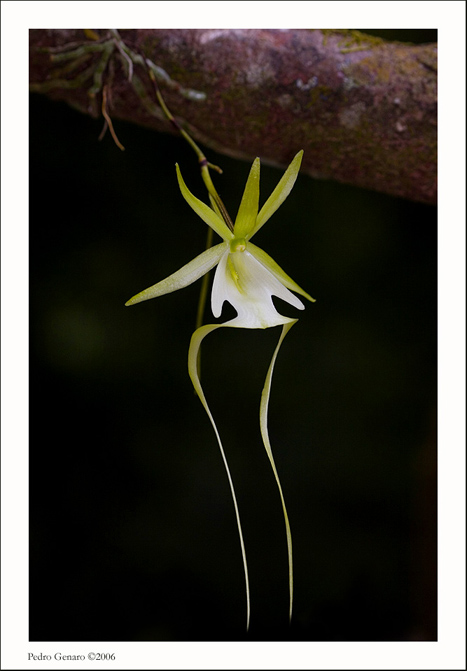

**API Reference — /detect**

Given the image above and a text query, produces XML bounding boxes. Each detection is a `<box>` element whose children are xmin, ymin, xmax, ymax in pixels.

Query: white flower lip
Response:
<box><xmin>212</xmin><ymin>248</ymin><xmax>304</xmax><ymax>328</ymax></box>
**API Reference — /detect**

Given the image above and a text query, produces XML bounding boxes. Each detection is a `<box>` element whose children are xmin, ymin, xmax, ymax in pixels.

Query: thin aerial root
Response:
<box><xmin>98</xmin><ymin>119</ymin><xmax>108</xmax><ymax>142</ymax></box>
<box><xmin>101</xmin><ymin>86</ymin><xmax>125</xmax><ymax>151</ymax></box>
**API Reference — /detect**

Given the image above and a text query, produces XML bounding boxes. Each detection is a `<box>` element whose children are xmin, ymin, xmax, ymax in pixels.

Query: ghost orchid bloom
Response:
<box><xmin>126</xmin><ymin>150</ymin><xmax>313</xmax><ymax>321</ymax></box>
<box><xmin>126</xmin><ymin>150</ymin><xmax>314</xmax><ymax>630</ymax></box>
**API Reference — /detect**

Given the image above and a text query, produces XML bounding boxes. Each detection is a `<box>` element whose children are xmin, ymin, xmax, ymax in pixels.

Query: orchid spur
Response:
<box><xmin>126</xmin><ymin>150</ymin><xmax>315</xmax><ymax>630</ymax></box>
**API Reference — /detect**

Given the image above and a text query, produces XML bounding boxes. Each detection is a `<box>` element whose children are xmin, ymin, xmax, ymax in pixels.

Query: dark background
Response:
<box><xmin>29</xmin><ymin>29</ymin><xmax>437</xmax><ymax>642</ymax></box>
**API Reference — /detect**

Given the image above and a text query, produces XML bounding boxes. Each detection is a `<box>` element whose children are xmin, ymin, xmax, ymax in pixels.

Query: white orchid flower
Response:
<box><xmin>126</xmin><ymin>150</ymin><xmax>315</xmax><ymax>630</ymax></box>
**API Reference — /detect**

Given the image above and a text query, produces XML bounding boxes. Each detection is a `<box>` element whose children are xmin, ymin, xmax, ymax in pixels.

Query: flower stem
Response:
<box><xmin>195</xmin><ymin>227</ymin><xmax>214</xmax><ymax>331</ymax></box>
<box><xmin>147</xmin><ymin>68</ymin><xmax>233</xmax><ymax>339</ymax></box>
<box><xmin>148</xmin><ymin>70</ymin><xmax>233</xmax><ymax>231</ymax></box>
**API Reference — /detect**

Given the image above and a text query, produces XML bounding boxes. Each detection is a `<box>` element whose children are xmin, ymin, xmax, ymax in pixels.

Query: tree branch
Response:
<box><xmin>29</xmin><ymin>29</ymin><xmax>437</xmax><ymax>204</ymax></box>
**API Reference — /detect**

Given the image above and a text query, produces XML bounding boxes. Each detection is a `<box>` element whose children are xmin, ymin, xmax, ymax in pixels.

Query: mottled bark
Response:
<box><xmin>29</xmin><ymin>29</ymin><xmax>437</xmax><ymax>204</ymax></box>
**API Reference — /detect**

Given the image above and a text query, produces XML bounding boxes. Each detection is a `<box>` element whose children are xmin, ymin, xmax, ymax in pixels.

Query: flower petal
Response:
<box><xmin>210</xmin><ymin>249</ymin><xmax>231</xmax><ymax>318</ymax></box>
<box><xmin>249</xmin><ymin>150</ymin><xmax>304</xmax><ymax>240</ymax></box>
<box><xmin>188</xmin><ymin>323</ymin><xmax>250</xmax><ymax>630</ymax></box>
<box><xmin>211</xmin><ymin>249</ymin><xmax>304</xmax><ymax>328</ymax></box>
<box><xmin>248</xmin><ymin>242</ymin><xmax>316</xmax><ymax>303</ymax></box>
<box><xmin>176</xmin><ymin>164</ymin><xmax>234</xmax><ymax>241</ymax></box>
<box><xmin>233</xmin><ymin>158</ymin><xmax>260</xmax><ymax>239</ymax></box>
<box><xmin>125</xmin><ymin>242</ymin><xmax>227</xmax><ymax>306</ymax></box>
<box><xmin>259</xmin><ymin>320</ymin><xmax>297</xmax><ymax>623</ymax></box>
